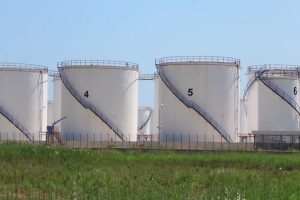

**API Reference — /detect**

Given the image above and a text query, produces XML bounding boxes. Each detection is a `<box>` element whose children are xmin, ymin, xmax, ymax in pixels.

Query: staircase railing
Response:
<box><xmin>53</xmin><ymin>131</ymin><xmax>64</xmax><ymax>145</ymax></box>
<box><xmin>58</xmin><ymin>69</ymin><xmax>127</xmax><ymax>141</ymax></box>
<box><xmin>156</xmin><ymin>67</ymin><xmax>232</xmax><ymax>143</ymax></box>
<box><xmin>138</xmin><ymin>109</ymin><xmax>152</xmax><ymax>131</ymax></box>
<box><xmin>0</xmin><ymin>106</ymin><xmax>33</xmax><ymax>141</ymax></box>
<box><xmin>243</xmin><ymin>69</ymin><xmax>267</xmax><ymax>99</ymax></box>
<box><xmin>259</xmin><ymin>77</ymin><xmax>300</xmax><ymax>115</ymax></box>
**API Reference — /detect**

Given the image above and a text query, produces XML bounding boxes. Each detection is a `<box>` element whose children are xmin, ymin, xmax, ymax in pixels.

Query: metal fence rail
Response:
<box><xmin>2</xmin><ymin>132</ymin><xmax>300</xmax><ymax>152</ymax></box>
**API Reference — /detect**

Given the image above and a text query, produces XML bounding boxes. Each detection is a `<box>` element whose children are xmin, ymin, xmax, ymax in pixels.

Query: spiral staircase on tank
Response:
<box><xmin>0</xmin><ymin>106</ymin><xmax>33</xmax><ymax>141</ymax></box>
<box><xmin>244</xmin><ymin>69</ymin><xmax>300</xmax><ymax>115</ymax></box>
<box><xmin>58</xmin><ymin>68</ymin><xmax>128</xmax><ymax>141</ymax></box>
<box><xmin>156</xmin><ymin>66</ymin><xmax>233</xmax><ymax>143</ymax></box>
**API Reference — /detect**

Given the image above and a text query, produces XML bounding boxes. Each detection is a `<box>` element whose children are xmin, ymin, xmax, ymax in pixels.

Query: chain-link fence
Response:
<box><xmin>1</xmin><ymin>132</ymin><xmax>300</xmax><ymax>152</ymax></box>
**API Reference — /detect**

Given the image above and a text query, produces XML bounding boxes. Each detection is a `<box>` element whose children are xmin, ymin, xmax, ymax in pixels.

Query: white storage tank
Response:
<box><xmin>155</xmin><ymin>56</ymin><xmax>240</xmax><ymax>142</ymax></box>
<box><xmin>58</xmin><ymin>60</ymin><xmax>139</xmax><ymax>141</ymax></box>
<box><xmin>0</xmin><ymin>63</ymin><xmax>48</xmax><ymax>141</ymax></box>
<box><xmin>245</xmin><ymin>65</ymin><xmax>300</xmax><ymax>139</ymax></box>
<box><xmin>47</xmin><ymin>101</ymin><xmax>54</xmax><ymax>126</ymax></box>
<box><xmin>137</xmin><ymin>107</ymin><xmax>152</xmax><ymax>139</ymax></box>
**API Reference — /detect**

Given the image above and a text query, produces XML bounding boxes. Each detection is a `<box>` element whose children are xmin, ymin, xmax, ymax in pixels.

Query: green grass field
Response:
<box><xmin>0</xmin><ymin>143</ymin><xmax>300</xmax><ymax>199</ymax></box>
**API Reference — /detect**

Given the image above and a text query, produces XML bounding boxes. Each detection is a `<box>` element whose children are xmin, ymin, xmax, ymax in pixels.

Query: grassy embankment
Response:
<box><xmin>0</xmin><ymin>143</ymin><xmax>300</xmax><ymax>199</ymax></box>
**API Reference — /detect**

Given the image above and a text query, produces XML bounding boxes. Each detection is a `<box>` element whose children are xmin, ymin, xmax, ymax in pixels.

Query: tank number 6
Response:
<box><xmin>84</xmin><ymin>90</ymin><xmax>89</xmax><ymax>98</ymax></box>
<box><xmin>294</xmin><ymin>87</ymin><xmax>297</xmax><ymax>95</ymax></box>
<box><xmin>188</xmin><ymin>88</ymin><xmax>193</xmax><ymax>96</ymax></box>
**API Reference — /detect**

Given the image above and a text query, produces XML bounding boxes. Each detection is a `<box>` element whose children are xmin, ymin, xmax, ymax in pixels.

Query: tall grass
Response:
<box><xmin>0</xmin><ymin>143</ymin><xmax>300</xmax><ymax>199</ymax></box>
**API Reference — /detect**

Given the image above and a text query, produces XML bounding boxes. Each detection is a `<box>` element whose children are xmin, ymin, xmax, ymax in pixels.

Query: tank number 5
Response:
<box><xmin>84</xmin><ymin>90</ymin><xmax>89</xmax><ymax>98</ymax></box>
<box><xmin>294</xmin><ymin>87</ymin><xmax>297</xmax><ymax>95</ymax></box>
<box><xmin>188</xmin><ymin>88</ymin><xmax>193</xmax><ymax>96</ymax></box>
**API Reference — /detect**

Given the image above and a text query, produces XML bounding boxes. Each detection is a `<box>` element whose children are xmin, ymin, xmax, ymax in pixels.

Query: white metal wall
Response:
<box><xmin>137</xmin><ymin>107</ymin><xmax>151</xmax><ymax>135</ymax></box>
<box><xmin>0</xmin><ymin>69</ymin><xmax>48</xmax><ymax>140</ymax></box>
<box><xmin>247</xmin><ymin>74</ymin><xmax>300</xmax><ymax>132</ymax></box>
<box><xmin>156</xmin><ymin>62</ymin><xmax>239</xmax><ymax>142</ymax></box>
<box><xmin>60</xmin><ymin>66</ymin><xmax>138</xmax><ymax>141</ymax></box>
<box><xmin>53</xmin><ymin>76</ymin><xmax>62</xmax><ymax>129</ymax></box>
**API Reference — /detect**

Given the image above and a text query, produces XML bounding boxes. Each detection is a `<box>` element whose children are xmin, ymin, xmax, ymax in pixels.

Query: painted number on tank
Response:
<box><xmin>294</xmin><ymin>87</ymin><xmax>297</xmax><ymax>95</ymax></box>
<box><xmin>188</xmin><ymin>88</ymin><xmax>193</xmax><ymax>96</ymax></box>
<box><xmin>84</xmin><ymin>90</ymin><xmax>89</xmax><ymax>98</ymax></box>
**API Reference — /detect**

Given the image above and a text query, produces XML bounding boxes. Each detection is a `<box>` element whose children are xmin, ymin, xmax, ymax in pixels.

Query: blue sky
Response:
<box><xmin>1</xmin><ymin>0</ymin><xmax>300</xmax><ymax>106</ymax></box>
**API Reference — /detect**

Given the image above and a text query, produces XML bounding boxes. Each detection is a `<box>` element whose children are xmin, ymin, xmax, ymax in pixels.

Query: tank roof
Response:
<box><xmin>57</xmin><ymin>60</ymin><xmax>139</xmax><ymax>71</ymax></box>
<box><xmin>155</xmin><ymin>56</ymin><xmax>240</xmax><ymax>67</ymax></box>
<box><xmin>0</xmin><ymin>62</ymin><xmax>48</xmax><ymax>71</ymax></box>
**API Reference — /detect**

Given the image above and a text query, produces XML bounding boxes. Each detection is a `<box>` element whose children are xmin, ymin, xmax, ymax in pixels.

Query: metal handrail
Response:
<box><xmin>0</xmin><ymin>106</ymin><xmax>33</xmax><ymax>141</ymax></box>
<box><xmin>138</xmin><ymin>109</ymin><xmax>152</xmax><ymax>131</ymax></box>
<box><xmin>0</xmin><ymin>62</ymin><xmax>48</xmax><ymax>71</ymax></box>
<box><xmin>156</xmin><ymin>65</ymin><xmax>232</xmax><ymax>143</ymax></box>
<box><xmin>155</xmin><ymin>56</ymin><xmax>240</xmax><ymax>66</ymax></box>
<box><xmin>243</xmin><ymin>70</ymin><xmax>267</xmax><ymax>99</ymax></box>
<box><xmin>138</xmin><ymin>74</ymin><xmax>157</xmax><ymax>80</ymax></box>
<box><xmin>58</xmin><ymin>60</ymin><xmax>139</xmax><ymax>71</ymax></box>
<box><xmin>248</xmin><ymin>64</ymin><xmax>300</xmax><ymax>72</ymax></box>
<box><xmin>259</xmin><ymin>77</ymin><xmax>300</xmax><ymax>115</ymax></box>
<box><xmin>58</xmin><ymin>68</ymin><xmax>127</xmax><ymax>141</ymax></box>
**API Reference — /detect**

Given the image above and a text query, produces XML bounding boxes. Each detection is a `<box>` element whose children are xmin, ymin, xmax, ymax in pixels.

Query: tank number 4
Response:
<box><xmin>188</xmin><ymin>88</ymin><xmax>193</xmax><ymax>96</ymax></box>
<box><xmin>84</xmin><ymin>90</ymin><xmax>89</xmax><ymax>98</ymax></box>
<box><xmin>294</xmin><ymin>87</ymin><xmax>297</xmax><ymax>95</ymax></box>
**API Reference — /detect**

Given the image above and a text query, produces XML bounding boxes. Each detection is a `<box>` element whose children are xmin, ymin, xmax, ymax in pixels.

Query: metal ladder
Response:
<box><xmin>0</xmin><ymin>105</ymin><xmax>33</xmax><ymax>141</ymax></box>
<box><xmin>59</xmin><ymin>69</ymin><xmax>127</xmax><ymax>141</ymax></box>
<box><xmin>138</xmin><ymin>109</ymin><xmax>152</xmax><ymax>131</ymax></box>
<box><xmin>156</xmin><ymin>67</ymin><xmax>232</xmax><ymax>143</ymax></box>
<box><xmin>259</xmin><ymin>77</ymin><xmax>300</xmax><ymax>115</ymax></box>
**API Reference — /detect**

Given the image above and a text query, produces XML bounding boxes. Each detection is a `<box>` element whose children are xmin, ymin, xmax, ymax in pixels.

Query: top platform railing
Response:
<box><xmin>155</xmin><ymin>56</ymin><xmax>240</xmax><ymax>66</ymax></box>
<box><xmin>58</xmin><ymin>60</ymin><xmax>139</xmax><ymax>71</ymax></box>
<box><xmin>248</xmin><ymin>64</ymin><xmax>300</xmax><ymax>78</ymax></box>
<box><xmin>0</xmin><ymin>62</ymin><xmax>48</xmax><ymax>71</ymax></box>
<box><xmin>248</xmin><ymin>64</ymin><xmax>300</xmax><ymax>72</ymax></box>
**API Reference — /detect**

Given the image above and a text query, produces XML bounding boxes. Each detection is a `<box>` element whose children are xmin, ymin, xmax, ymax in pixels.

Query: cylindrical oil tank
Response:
<box><xmin>245</xmin><ymin>65</ymin><xmax>300</xmax><ymax>142</ymax></box>
<box><xmin>0</xmin><ymin>63</ymin><xmax>48</xmax><ymax>141</ymax></box>
<box><xmin>58</xmin><ymin>60</ymin><xmax>139</xmax><ymax>141</ymax></box>
<box><xmin>137</xmin><ymin>107</ymin><xmax>152</xmax><ymax>138</ymax></box>
<box><xmin>155</xmin><ymin>56</ymin><xmax>240</xmax><ymax>142</ymax></box>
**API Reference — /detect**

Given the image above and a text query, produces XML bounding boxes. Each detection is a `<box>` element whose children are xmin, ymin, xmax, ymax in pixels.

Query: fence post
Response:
<box><xmin>165</xmin><ymin>135</ymin><xmax>167</xmax><ymax>149</ymax></box>
<box><xmin>129</xmin><ymin>133</ymin><xmax>131</xmax><ymax>149</ymax></box>
<box><xmin>158</xmin><ymin>133</ymin><xmax>160</xmax><ymax>149</ymax></box>
<box><xmin>196</xmin><ymin>135</ymin><xmax>198</xmax><ymax>150</ymax></box>
<box><xmin>181</xmin><ymin>134</ymin><xmax>182</xmax><ymax>149</ymax></box>
<box><xmin>100</xmin><ymin>134</ymin><xmax>103</xmax><ymax>149</ymax></box>
<box><xmin>188</xmin><ymin>135</ymin><xmax>190</xmax><ymax>150</ymax></box>
<box><xmin>87</xmin><ymin>134</ymin><xmax>89</xmax><ymax>149</ymax></box>
<box><xmin>173</xmin><ymin>134</ymin><xmax>175</xmax><ymax>149</ymax></box>
<box><xmin>94</xmin><ymin>133</ymin><xmax>95</xmax><ymax>149</ymax></box>
<box><xmin>72</xmin><ymin>133</ymin><xmax>74</xmax><ymax>148</ymax></box>
<box><xmin>80</xmin><ymin>133</ymin><xmax>82</xmax><ymax>148</ymax></box>
<box><xmin>204</xmin><ymin>134</ymin><xmax>206</xmax><ymax>150</ymax></box>
<box><xmin>150</xmin><ymin>134</ymin><xmax>152</xmax><ymax>149</ymax></box>
<box><xmin>221</xmin><ymin>136</ymin><xmax>222</xmax><ymax>150</ymax></box>
<box><xmin>212</xmin><ymin>135</ymin><xmax>214</xmax><ymax>150</ymax></box>
<box><xmin>65</xmin><ymin>134</ymin><xmax>67</xmax><ymax>147</ymax></box>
